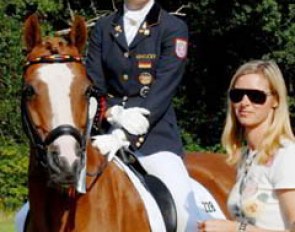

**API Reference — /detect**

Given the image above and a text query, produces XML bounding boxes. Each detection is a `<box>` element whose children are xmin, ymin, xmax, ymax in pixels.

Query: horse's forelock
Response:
<box><xmin>42</xmin><ymin>37</ymin><xmax>69</xmax><ymax>55</ymax></box>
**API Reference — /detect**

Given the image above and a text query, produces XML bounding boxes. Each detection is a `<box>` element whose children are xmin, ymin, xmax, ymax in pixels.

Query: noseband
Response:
<box><xmin>21</xmin><ymin>54</ymin><xmax>94</xmax><ymax>168</ymax></box>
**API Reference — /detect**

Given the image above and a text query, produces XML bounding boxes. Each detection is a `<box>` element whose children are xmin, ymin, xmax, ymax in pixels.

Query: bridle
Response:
<box><xmin>21</xmin><ymin>54</ymin><xmax>100</xmax><ymax>172</ymax></box>
<box><xmin>23</xmin><ymin>54</ymin><xmax>83</xmax><ymax>71</ymax></box>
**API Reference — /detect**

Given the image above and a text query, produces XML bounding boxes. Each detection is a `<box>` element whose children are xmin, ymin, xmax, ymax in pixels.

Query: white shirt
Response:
<box><xmin>123</xmin><ymin>0</ymin><xmax>154</xmax><ymax>45</ymax></box>
<box><xmin>227</xmin><ymin>139</ymin><xmax>295</xmax><ymax>230</ymax></box>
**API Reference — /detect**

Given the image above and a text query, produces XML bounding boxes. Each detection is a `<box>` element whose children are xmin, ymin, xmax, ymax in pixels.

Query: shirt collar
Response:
<box><xmin>112</xmin><ymin>1</ymin><xmax>161</xmax><ymax>27</ymax></box>
<box><xmin>123</xmin><ymin>0</ymin><xmax>155</xmax><ymax>23</ymax></box>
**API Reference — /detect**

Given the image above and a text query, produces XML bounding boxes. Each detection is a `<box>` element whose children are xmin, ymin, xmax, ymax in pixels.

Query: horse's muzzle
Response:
<box><xmin>47</xmin><ymin>149</ymin><xmax>83</xmax><ymax>187</ymax></box>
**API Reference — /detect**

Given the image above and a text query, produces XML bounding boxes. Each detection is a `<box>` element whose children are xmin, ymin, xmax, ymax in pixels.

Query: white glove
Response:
<box><xmin>107</xmin><ymin>105</ymin><xmax>150</xmax><ymax>135</ymax></box>
<box><xmin>92</xmin><ymin>129</ymin><xmax>130</xmax><ymax>161</ymax></box>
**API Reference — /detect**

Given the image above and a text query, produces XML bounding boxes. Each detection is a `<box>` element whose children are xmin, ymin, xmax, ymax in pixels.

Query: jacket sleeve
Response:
<box><xmin>86</xmin><ymin>21</ymin><xmax>109</xmax><ymax>132</ymax></box>
<box><xmin>86</xmin><ymin>21</ymin><xmax>108</xmax><ymax>96</ymax></box>
<box><xmin>139</xmin><ymin>19</ymin><xmax>188</xmax><ymax>127</ymax></box>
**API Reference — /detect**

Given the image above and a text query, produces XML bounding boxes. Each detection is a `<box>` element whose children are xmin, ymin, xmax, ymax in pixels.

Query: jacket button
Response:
<box><xmin>136</xmin><ymin>142</ymin><xmax>141</xmax><ymax>148</ymax></box>
<box><xmin>122</xmin><ymin>74</ymin><xmax>129</xmax><ymax>80</ymax></box>
<box><xmin>124</xmin><ymin>52</ymin><xmax>129</xmax><ymax>58</ymax></box>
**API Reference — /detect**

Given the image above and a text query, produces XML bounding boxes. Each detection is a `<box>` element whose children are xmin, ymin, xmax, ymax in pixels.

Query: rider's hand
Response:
<box><xmin>106</xmin><ymin>105</ymin><xmax>150</xmax><ymax>135</ymax></box>
<box><xmin>92</xmin><ymin>128</ymin><xmax>130</xmax><ymax>161</ymax></box>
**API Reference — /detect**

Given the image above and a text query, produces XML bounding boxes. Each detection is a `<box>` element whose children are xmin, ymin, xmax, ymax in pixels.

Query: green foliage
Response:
<box><xmin>0</xmin><ymin>213</ymin><xmax>15</xmax><ymax>232</ymax></box>
<box><xmin>0</xmin><ymin>139</ymin><xmax>28</xmax><ymax>211</ymax></box>
<box><xmin>0</xmin><ymin>8</ymin><xmax>23</xmax><ymax>143</ymax></box>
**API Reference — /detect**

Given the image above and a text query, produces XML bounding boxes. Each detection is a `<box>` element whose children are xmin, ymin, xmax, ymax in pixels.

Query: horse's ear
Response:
<box><xmin>23</xmin><ymin>14</ymin><xmax>42</xmax><ymax>53</ymax></box>
<box><xmin>69</xmin><ymin>16</ymin><xmax>87</xmax><ymax>52</ymax></box>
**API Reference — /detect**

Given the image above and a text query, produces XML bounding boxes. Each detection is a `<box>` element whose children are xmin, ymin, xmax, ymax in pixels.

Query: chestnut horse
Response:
<box><xmin>22</xmin><ymin>14</ymin><xmax>153</xmax><ymax>232</ymax></box>
<box><xmin>22</xmin><ymin>14</ymin><xmax>235</xmax><ymax>232</ymax></box>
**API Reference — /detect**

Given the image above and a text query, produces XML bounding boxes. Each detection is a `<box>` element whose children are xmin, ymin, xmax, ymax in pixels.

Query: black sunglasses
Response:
<box><xmin>229</xmin><ymin>88</ymin><xmax>272</xmax><ymax>104</ymax></box>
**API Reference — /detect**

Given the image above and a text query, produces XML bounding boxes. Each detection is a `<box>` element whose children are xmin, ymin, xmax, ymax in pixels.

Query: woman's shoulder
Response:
<box><xmin>269</xmin><ymin>139</ymin><xmax>295</xmax><ymax>188</ymax></box>
<box><xmin>279</xmin><ymin>138</ymin><xmax>295</xmax><ymax>152</ymax></box>
<box><xmin>273</xmin><ymin>139</ymin><xmax>295</xmax><ymax>165</ymax></box>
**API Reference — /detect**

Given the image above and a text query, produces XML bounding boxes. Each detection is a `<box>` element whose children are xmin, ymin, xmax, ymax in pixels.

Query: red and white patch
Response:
<box><xmin>175</xmin><ymin>38</ymin><xmax>188</xmax><ymax>59</ymax></box>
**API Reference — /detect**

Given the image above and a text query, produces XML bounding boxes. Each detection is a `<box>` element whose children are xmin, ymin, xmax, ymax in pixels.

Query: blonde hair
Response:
<box><xmin>222</xmin><ymin>60</ymin><xmax>295</xmax><ymax>165</ymax></box>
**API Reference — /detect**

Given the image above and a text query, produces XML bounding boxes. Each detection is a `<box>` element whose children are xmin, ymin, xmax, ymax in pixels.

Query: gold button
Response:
<box><xmin>122</xmin><ymin>74</ymin><xmax>128</xmax><ymax>81</ymax></box>
<box><xmin>136</xmin><ymin>142</ymin><xmax>141</xmax><ymax>147</ymax></box>
<box><xmin>139</xmin><ymin>137</ymin><xmax>144</xmax><ymax>143</ymax></box>
<box><xmin>124</xmin><ymin>52</ymin><xmax>129</xmax><ymax>58</ymax></box>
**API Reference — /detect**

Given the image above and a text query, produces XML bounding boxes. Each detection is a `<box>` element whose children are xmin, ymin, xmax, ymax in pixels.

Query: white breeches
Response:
<box><xmin>138</xmin><ymin>151</ymin><xmax>225</xmax><ymax>232</ymax></box>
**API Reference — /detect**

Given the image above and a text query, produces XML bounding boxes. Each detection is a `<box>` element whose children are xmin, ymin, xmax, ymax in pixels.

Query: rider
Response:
<box><xmin>86</xmin><ymin>0</ymin><xmax>225</xmax><ymax>231</ymax></box>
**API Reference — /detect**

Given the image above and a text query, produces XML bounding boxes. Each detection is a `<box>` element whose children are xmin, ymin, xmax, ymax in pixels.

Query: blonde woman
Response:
<box><xmin>198</xmin><ymin>60</ymin><xmax>295</xmax><ymax>231</ymax></box>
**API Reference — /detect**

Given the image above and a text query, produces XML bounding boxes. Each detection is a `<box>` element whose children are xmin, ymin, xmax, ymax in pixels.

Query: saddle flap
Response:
<box><xmin>144</xmin><ymin>174</ymin><xmax>177</xmax><ymax>232</ymax></box>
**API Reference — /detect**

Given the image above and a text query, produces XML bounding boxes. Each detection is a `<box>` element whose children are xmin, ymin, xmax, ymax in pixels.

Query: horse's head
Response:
<box><xmin>22</xmin><ymin>14</ymin><xmax>95</xmax><ymax>187</ymax></box>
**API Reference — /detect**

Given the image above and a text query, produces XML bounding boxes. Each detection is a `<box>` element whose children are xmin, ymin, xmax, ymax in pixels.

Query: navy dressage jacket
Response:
<box><xmin>86</xmin><ymin>3</ymin><xmax>188</xmax><ymax>157</ymax></box>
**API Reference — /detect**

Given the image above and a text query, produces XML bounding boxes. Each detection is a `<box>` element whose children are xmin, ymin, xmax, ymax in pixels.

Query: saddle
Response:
<box><xmin>118</xmin><ymin>149</ymin><xmax>177</xmax><ymax>232</ymax></box>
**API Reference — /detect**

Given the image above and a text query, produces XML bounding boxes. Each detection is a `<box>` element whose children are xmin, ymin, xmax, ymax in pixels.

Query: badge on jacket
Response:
<box><xmin>138</xmin><ymin>61</ymin><xmax>152</xmax><ymax>69</ymax></box>
<box><xmin>138</xmin><ymin>72</ymin><xmax>153</xmax><ymax>85</ymax></box>
<box><xmin>175</xmin><ymin>38</ymin><xmax>188</xmax><ymax>59</ymax></box>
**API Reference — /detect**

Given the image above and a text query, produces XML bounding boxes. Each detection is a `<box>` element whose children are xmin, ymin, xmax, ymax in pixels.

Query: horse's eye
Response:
<box><xmin>23</xmin><ymin>85</ymin><xmax>36</xmax><ymax>99</ymax></box>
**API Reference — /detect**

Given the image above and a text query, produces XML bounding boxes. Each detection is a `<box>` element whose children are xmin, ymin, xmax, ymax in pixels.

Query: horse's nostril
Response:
<box><xmin>52</xmin><ymin>152</ymin><xmax>60</xmax><ymax>165</ymax></box>
<box><xmin>75</xmin><ymin>143</ymin><xmax>83</xmax><ymax>158</ymax></box>
<box><xmin>47</xmin><ymin>154</ymin><xmax>61</xmax><ymax>174</ymax></box>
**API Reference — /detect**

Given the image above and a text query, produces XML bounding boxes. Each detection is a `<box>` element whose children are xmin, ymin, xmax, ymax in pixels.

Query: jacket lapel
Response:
<box><xmin>111</xmin><ymin>7</ymin><xmax>129</xmax><ymax>51</ymax></box>
<box><xmin>129</xmin><ymin>3</ymin><xmax>161</xmax><ymax>49</ymax></box>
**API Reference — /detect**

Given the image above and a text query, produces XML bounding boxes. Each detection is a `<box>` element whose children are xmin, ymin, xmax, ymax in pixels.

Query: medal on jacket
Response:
<box><xmin>138</xmin><ymin>72</ymin><xmax>153</xmax><ymax>85</ymax></box>
<box><xmin>139</xmin><ymin>22</ymin><xmax>150</xmax><ymax>36</ymax></box>
<box><xmin>114</xmin><ymin>25</ymin><xmax>122</xmax><ymax>37</ymax></box>
<box><xmin>140</xmin><ymin>86</ymin><xmax>150</xmax><ymax>98</ymax></box>
<box><xmin>138</xmin><ymin>72</ymin><xmax>153</xmax><ymax>98</ymax></box>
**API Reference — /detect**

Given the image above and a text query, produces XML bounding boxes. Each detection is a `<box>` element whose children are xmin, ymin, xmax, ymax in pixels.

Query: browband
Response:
<box><xmin>24</xmin><ymin>54</ymin><xmax>83</xmax><ymax>70</ymax></box>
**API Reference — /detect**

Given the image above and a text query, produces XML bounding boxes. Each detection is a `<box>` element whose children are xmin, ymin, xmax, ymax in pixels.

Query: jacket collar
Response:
<box><xmin>110</xmin><ymin>2</ymin><xmax>162</xmax><ymax>50</ymax></box>
<box><xmin>112</xmin><ymin>2</ymin><xmax>161</xmax><ymax>28</ymax></box>
<box><xmin>144</xmin><ymin>2</ymin><xmax>161</xmax><ymax>27</ymax></box>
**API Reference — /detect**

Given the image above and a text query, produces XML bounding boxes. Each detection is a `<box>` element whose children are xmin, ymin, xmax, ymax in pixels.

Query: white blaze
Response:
<box><xmin>39</xmin><ymin>64</ymin><xmax>78</xmax><ymax>166</ymax></box>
